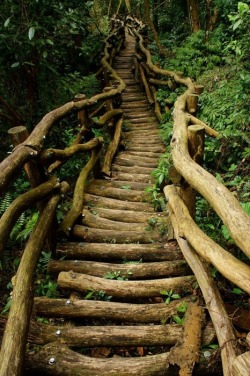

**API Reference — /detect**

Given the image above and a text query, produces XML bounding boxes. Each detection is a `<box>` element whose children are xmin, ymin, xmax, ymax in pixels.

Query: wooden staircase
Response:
<box><xmin>27</xmin><ymin>35</ymin><xmax>211</xmax><ymax>376</ymax></box>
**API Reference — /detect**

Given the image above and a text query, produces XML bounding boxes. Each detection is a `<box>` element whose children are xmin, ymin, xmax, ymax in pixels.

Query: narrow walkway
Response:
<box><xmin>31</xmin><ymin>35</ymin><xmax>196</xmax><ymax>375</ymax></box>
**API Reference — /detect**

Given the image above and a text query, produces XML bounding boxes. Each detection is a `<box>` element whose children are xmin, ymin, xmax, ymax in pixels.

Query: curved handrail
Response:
<box><xmin>133</xmin><ymin>28</ymin><xmax>250</xmax><ymax>259</ymax></box>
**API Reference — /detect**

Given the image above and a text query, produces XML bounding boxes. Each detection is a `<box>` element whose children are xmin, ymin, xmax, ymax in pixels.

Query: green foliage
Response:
<box><xmin>84</xmin><ymin>289</ymin><xmax>112</xmax><ymax>301</ymax></box>
<box><xmin>104</xmin><ymin>270</ymin><xmax>132</xmax><ymax>280</ymax></box>
<box><xmin>35</xmin><ymin>276</ymin><xmax>59</xmax><ymax>298</ymax></box>
<box><xmin>145</xmin><ymin>184</ymin><xmax>166</xmax><ymax>212</ymax></box>
<box><xmin>151</xmin><ymin>150</ymin><xmax>172</xmax><ymax>187</ymax></box>
<box><xmin>1</xmin><ymin>282</ymin><xmax>13</xmax><ymax>314</ymax></box>
<box><xmin>166</xmin><ymin>30</ymin><xmax>225</xmax><ymax>79</ymax></box>
<box><xmin>227</xmin><ymin>2</ymin><xmax>250</xmax><ymax>62</ymax></box>
<box><xmin>0</xmin><ymin>0</ymin><xmax>104</xmax><ymax>137</ymax></box>
<box><xmin>161</xmin><ymin>289</ymin><xmax>181</xmax><ymax>305</ymax></box>
<box><xmin>35</xmin><ymin>251</ymin><xmax>59</xmax><ymax>298</ymax></box>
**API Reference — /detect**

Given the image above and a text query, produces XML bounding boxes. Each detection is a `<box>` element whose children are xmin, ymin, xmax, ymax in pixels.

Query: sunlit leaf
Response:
<box><xmin>4</xmin><ymin>17</ymin><xmax>11</xmax><ymax>27</ymax></box>
<box><xmin>28</xmin><ymin>27</ymin><xmax>35</xmax><ymax>40</ymax></box>
<box><xmin>11</xmin><ymin>62</ymin><xmax>20</xmax><ymax>68</ymax></box>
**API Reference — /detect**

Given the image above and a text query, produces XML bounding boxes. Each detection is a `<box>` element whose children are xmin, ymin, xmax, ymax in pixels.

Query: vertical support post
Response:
<box><xmin>103</xmin><ymin>87</ymin><xmax>113</xmax><ymax>112</ymax></box>
<box><xmin>7</xmin><ymin>126</ymin><xmax>57</xmax><ymax>253</ymax></box>
<box><xmin>180</xmin><ymin>124</ymin><xmax>205</xmax><ymax>220</ymax></box>
<box><xmin>74</xmin><ymin>94</ymin><xmax>92</xmax><ymax>142</ymax></box>
<box><xmin>7</xmin><ymin>126</ymin><xmax>45</xmax><ymax>188</ymax></box>
<box><xmin>186</xmin><ymin>94</ymin><xmax>199</xmax><ymax>115</ymax></box>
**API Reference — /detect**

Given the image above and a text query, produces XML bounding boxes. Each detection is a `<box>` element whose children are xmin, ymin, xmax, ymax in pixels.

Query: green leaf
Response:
<box><xmin>177</xmin><ymin>302</ymin><xmax>187</xmax><ymax>313</ymax></box>
<box><xmin>173</xmin><ymin>315</ymin><xmax>183</xmax><ymax>325</ymax></box>
<box><xmin>28</xmin><ymin>27</ymin><xmax>35</xmax><ymax>40</ymax></box>
<box><xmin>160</xmin><ymin>289</ymin><xmax>169</xmax><ymax>296</ymax></box>
<box><xmin>43</xmin><ymin>51</ymin><xmax>48</xmax><ymax>58</ymax></box>
<box><xmin>172</xmin><ymin>293</ymin><xmax>181</xmax><ymax>300</ymax></box>
<box><xmin>232</xmin><ymin>288</ymin><xmax>244</xmax><ymax>295</ymax></box>
<box><xmin>46</xmin><ymin>39</ymin><xmax>54</xmax><ymax>45</ymax></box>
<box><xmin>11</xmin><ymin>62</ymin><xmax>20</xmax><ymax>68</ymax></box>
<box><xmin>4</xmin><ymin>18</ymin><xmax>11</xmax><ymax>27</ymax></box>
<box><xmin>233</xmin><ymin>19</ymin><xmax>242</xmax><ymax>31</ymax></box>
<box><xmin>241</xmin><ymin>202</ymin><xmax>250</xmax><ymax>217</ymax></box>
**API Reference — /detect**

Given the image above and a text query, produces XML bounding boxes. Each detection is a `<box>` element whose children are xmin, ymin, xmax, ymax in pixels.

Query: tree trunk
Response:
<box><xmin>187</xmin><ymin>0</ymin><xmax>200</xmax><ymax>32</ymax></box>
<box><xmin>206</xmin><ymin>0</ymin><xmax>219</xmax><ymax>39</ymax></box>
<box><xmin>144</xmin><ymin>0</ymin><xmax>167</xmax><ymax>56</ymax></box>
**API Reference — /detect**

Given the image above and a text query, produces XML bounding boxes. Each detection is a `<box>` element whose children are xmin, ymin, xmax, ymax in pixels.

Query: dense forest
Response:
<box><xmin>0</xmin><ymin>0</ymin><xmax>249</xmax><ymax>375</ymax></box>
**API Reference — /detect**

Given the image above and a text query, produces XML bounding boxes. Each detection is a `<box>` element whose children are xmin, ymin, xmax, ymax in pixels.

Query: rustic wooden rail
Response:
<box><xmin>131</xmin><ymin>19</ymin><xmax>250</xmax><ymax>376</ymax></box>
<box><xmin>0</xmin><ymin>16</ymin><xmax>249</xmax><ymax>376</ymax></box>
<box><xmin>0</xmin><ymin>23</ymin><xmax>128</xmax><ymax>376</ymax></box>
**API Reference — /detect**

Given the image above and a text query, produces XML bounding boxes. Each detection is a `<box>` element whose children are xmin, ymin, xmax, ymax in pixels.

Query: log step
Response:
<box><xmin>72</xmin><ymin>225</ymin><xmax>165</xmax><ymax>244</ymax></box>
<box><xmin>30</xmin><ymin>322</ymin><xmax>183</xmax><ymax>347</ymax></box>
<box><xmin>111</xmin><ymin>171</ymin><xmax>154</xmax><ymax>183</ymax></box>
<box><xmin>82</xmin><ymin>206</ymin><xmax>163</xmax><ymax>223</ymax></box>
<box><xmin>83</xmin><ymin>193</ymin><xmax>154</xmax><ymax>211</ymax></box>
<box><xmin>85</xmin><ymin>185</ymin><xmax>149</xmax><ymax>202</ymax></box>
<box><xmin>112</xmin><ymin>163</ymin><xmax>155</xmax><ymax>174</ymax></box>
<box><xmin>82</xmin><ymin>209</ymin><xmax>149</xmax><ymax>232</ymax></box>
<box><xmin>48</xmin><ymin>259</ymin><xmax>190</xmax><ymax>279</ymax></box>
<box><xmin>34</xmin><ymin>297</ymin><xmax>188</xmax><ymax>322</ymax></box>
<box><xmin>55</xmin><ymin>241</ymin><xmax>182</xmax><ymax>261</ymax></box>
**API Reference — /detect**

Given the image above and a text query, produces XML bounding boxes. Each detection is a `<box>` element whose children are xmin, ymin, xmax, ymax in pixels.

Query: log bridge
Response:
<box><xmin>0</xmin><ymin>17</ymin><xmax>249</xmax><ymax>376</ymax></box>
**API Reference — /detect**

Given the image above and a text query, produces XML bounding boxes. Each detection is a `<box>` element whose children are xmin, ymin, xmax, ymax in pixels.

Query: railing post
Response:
<box><xmin>186</xmin><ymin>94</ymin><xmax>199</xmax><ymax>115</ymax></box>
<box><xmin>179</xmin><ymin>124</ymin><xmax>205</xmax><ymax>220</ymax></box>
<box><xmin>8</xmin><ymin>126</ymin><xmax>45</xmax><ymax>188</ymax></box>
<box><xmin>8</xmin><ymin>125</ymin><xmax>56</xmax><ymax>252</ymax></box>
<box><xmin>103</xmin><ymin>87</ymin><xmax>113</xmax><ymax>112</ymax></box>
<box><xmin>74</xmin><ymin>94</ymin><xmax>92</xmax><ymax>141</ymax></box>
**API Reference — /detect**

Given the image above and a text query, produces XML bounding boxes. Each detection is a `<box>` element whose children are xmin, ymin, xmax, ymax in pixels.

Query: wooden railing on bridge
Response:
<box><xmin>0</xmin><ymin>23</ymin><xmax>127</xmax><ymax>376</ymax></box>
<box><xmin>130</xmin><ymin>20</ymin><xmax>250</xmax><ymax>376</ymax></box>
<box><xmin>0</xmin><ymin>16</ymin><xmax>249</xmax><ymax>376</ymax></box>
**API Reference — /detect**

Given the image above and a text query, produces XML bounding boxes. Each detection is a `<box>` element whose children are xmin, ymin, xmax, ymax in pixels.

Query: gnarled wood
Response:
<box><xmin>168</xmin><ymin>206</ymin><xmax>238</xmax><ymax>376</ymax></box>
<box><xmin>25</xmin><ymin>342</ymin><xmax>171</xmax><ymax>376</ymax></box>
<box><xmin>0</xmin><ymin>176</ymin><xmax>59</xmax><ymax>254</ymax></box>
<box><xmin>40</xmin><ymin>138</ymin><xmax>102</xmax><ymax>165</ymax></box>
<box><xmin>82</xmin><ymin>208</ymin><xmax>149</xmax><ymax>232</ymax></box>
<box><xmin>83</xmin><ymin>193</ymin><xmax>154</xmax><ymax>211</ymax></box>
<box><xmin>164</xmin><ymin>185</ymin><xmax>250</xmax><ymax>294</ymax></box>
<box><xmin>171</xmin><ymin>105</ymin><xmax>250</xmax><ymax>257</ymax></box>
<box><xmin>55</xmin><ymin>241</ymin><xmax>182</xmax><ymax>261</ymax></box>
<box><xmin>72</xmin><ymin>224</ymin><xmax>164</xmax><ymax>244</ymax></box>
<box><xmin>168</xmin><ymin>303</ymin><xmax>204</xmax><ymax>375</ymax></box>
<box><xmin>34</xmin><ymin>297</ymin><xmax>189</xmax><ymax>322</ymax></box>
<box><xmin>232</xmin><ymin>352</ymin><xmax>250</xmax><ymax>376</ymax></box>
<box><xmin>0</xmin><ymin>182</ymin><xmax>69</xmax><ymax>376</ymax></box>
<box><xmin>102</xmin><ymin>115</ymin><xmax>123</xmax><ymax>176</ymax></box>
<box><xmin>57</xmin><ymin>272</ymin><xmax>195</xmax><ymax>298</ymax></box>
<box><xmin>83</xmin><ymin>207</ymin><xmax>163</xmax><ymax>223</ymax></box>
<box><xmin>59</xmin><ymin>146</ymin><xmax>102</xmax><ymax>236</ymax></box>
<box><xmin>48</xmin><ymin>259</ymin><xmax>190</xmax><ymax>279</ymax></box>
<box><xmin>31</xmin><ymin>323</ymin><xmax>182</xmax><ymax>347</ymax></box>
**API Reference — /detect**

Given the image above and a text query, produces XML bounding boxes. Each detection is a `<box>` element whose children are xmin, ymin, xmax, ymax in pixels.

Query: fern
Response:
<box><xmin>0</xmin><ymin>193</ymin><xmax>12</xmax><ymax>215</ymax></box>
<box><xmin>15</xmin><ymin>211</ymin><xmax>39</xmax><ymax>242</ymax></box>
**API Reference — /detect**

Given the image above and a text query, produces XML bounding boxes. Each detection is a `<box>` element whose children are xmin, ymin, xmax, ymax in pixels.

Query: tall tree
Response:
<box><xmin>187</xmin><ymin>0</ymin><xmax>200</xmax><ymax>32</ymax></box>
<box><xmin>144</xmin><ymin>0</ymin><xmax>167</xmax><ymax>56</ymax></box>
<box><xmin>205</xmin><ymin>0</ymin><xmax>218</xmax><ymax>37</ymax></box>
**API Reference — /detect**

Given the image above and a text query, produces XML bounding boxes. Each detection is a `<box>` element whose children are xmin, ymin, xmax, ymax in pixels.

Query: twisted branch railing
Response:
<box><xmin>0</xmin><ymin>23</ymin><xmax>127</xmax><ymax>376</ymax></box>
<box><xmin>130</xmin><ymin>20</ymin><xmax>250</xmax><ymax>376</ymax></box>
